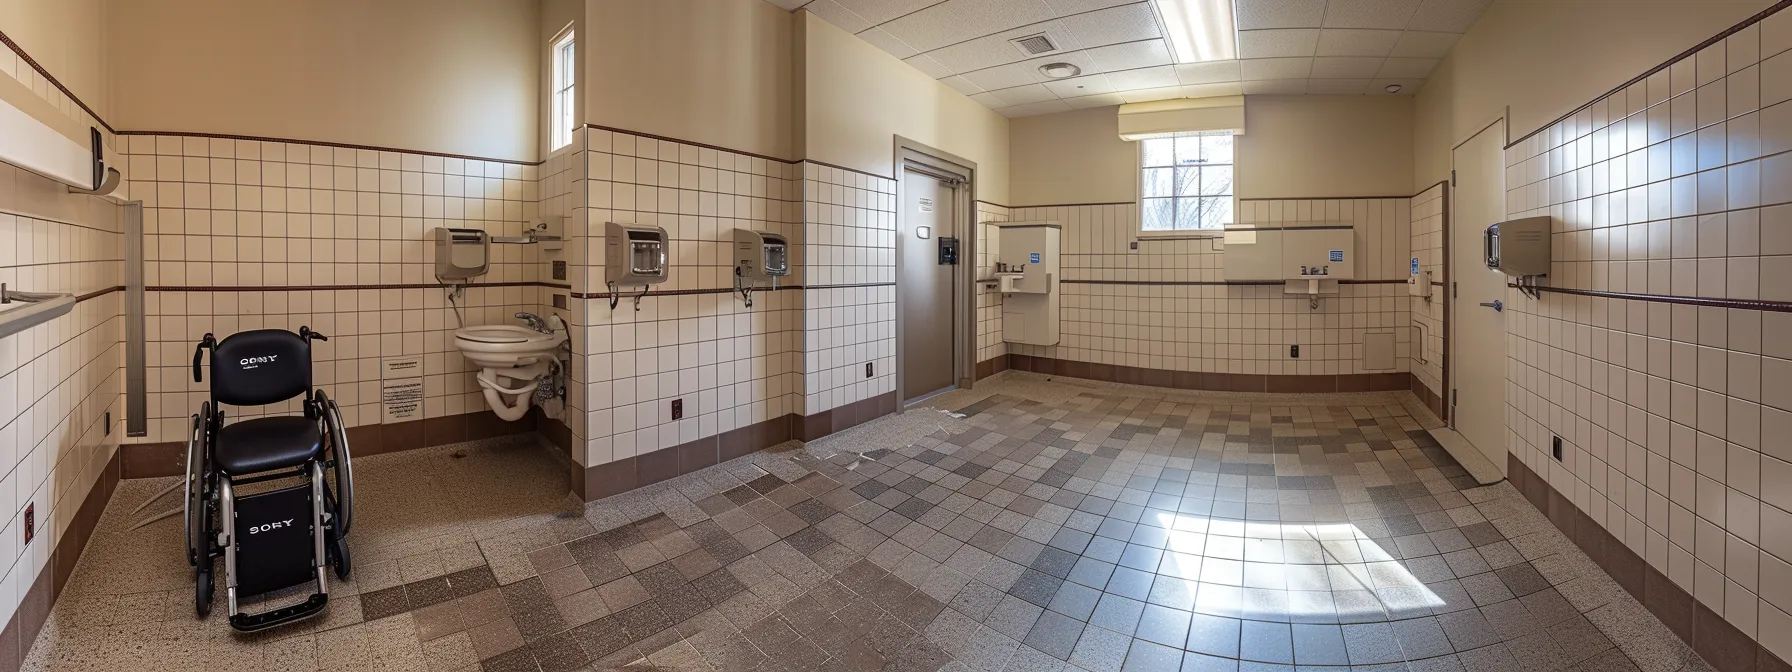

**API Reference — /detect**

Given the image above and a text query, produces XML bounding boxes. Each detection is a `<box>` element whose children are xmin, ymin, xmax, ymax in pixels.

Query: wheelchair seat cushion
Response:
<box><xmin>215</xmin><ymin>416</ymin><xmax>323</xmax><ymax>476</ymax></box>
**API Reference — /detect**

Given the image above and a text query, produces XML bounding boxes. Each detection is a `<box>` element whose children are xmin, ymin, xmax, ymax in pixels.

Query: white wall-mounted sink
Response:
<box><xmin>453</xmin><ymin>324</ymin><xmax>566</xmax><ymax>369</ymax></box>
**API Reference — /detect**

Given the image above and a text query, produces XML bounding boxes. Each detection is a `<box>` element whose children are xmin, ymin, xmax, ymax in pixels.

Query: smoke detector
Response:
<box><xmin>1039</xmin><ymin>62</ymin><xmax>1081</xmax><ymax>79</ymax></box>
<box><xmin>1384</xmin><ymin>84</ymin><xmax>1403</xmax><ymax>93</ymax></box>
<box><xmin>1010</xmin><ymin>33</ymin><xmax>1060</xmax><ymax>57</ymax></box>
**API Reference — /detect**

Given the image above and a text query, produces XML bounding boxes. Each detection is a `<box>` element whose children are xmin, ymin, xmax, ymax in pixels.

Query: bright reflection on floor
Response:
<box><xmin>1149</xmin><ymin>511</ymin><xmax>1447</xmax><ymax>622</ymax></box>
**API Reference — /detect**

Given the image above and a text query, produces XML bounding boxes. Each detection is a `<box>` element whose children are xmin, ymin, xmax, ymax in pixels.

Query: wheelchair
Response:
<box><xmin>185</xmin><ymin>326</ymin><xmax>354</xmax><ymax>632</ymax></box>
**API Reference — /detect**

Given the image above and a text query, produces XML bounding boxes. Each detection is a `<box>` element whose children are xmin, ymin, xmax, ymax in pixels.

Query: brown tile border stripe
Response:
<box><xmin>0</xmin><ymin>448</ymin><xmax>120</xmax><ymax>672</ymax></box>
<box><xmin>115</xmin><ymin>129</ymin><xmax>538</xmax><ymax>166</ymax></box>
<box><xmin>1237</xmin><ymin>194</ymin><xmax>1420</xmax><ymax>201</ymax></box>
<box><xmin>804</xmin><ymin>158</ymin><xmax>893</xmax><ymax>182</ymax></box>
<box><xmin>1508</xmin><ymin>453</ymin><xmax>1790</xmax><ymax>672</ymax></box>
<box><xmin>1062</xmin><ymin>279</ymin><xmax>1410</xmax><ymax>286</ymax></box>
<box><xmin>1509</xmin><ymin>284</ymin><xmax>1792</xmax><ymax>313</ymax></box>
<box><xmin>0</xmin><ymin>29</ymin><xmax>115</xmax><ymax>133</ymax></box>
<box><xmin>122</xmin><ymin>408</ymin><xmax>538</xmax><ymax>479</ymax></box>
<box><xmin>581</xmin><ymin>123</ymin><xmax>798</xmax><ymax>167</ymax></box>
<box><xmin>74</xmin><ymin>286</ymin><xmax>122</xmax><ymax>302</ymax></box>
<box><xmin>147</xmin><ymin>281</ymin><xmax>558</xmax><ymax>293</ymax></box>
<box><xmin>1003</xmin><ymin>353</ymin><xmax>1414</xmax><ymax>394</ymax></box>
<box><xmin>1506</xmin><ymin>0</ymin><xmax>1792</xmax><ymax>150</ymax></box>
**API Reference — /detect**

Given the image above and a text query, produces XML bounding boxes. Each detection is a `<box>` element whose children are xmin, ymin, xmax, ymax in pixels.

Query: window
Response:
<box><xmin>551</xmin><ymin>30</ymin><xmax>576</xmax><ymax>151</ymax></box>
<box><xmin>1139</xmin><ymin>133</ymin><xmax>1233</xmax><ymax>232</ymax></box>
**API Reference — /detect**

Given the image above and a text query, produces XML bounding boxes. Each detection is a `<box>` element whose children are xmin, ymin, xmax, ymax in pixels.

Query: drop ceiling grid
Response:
<box><xmin>778</xmin><ymin>0</ymin><xmax>1492</xmax><ymax>116</ymax></box>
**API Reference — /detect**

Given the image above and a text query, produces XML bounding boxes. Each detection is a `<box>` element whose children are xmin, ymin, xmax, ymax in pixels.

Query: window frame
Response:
<box><xmin>550</xmin><ymin>28</ymin><xmax>576</xmax><ymax>152</ymax></box>
<box><xmin>1135</xmin><ymin>132</ymin><xmax>1236</xmax><ymax>237</ymax></box>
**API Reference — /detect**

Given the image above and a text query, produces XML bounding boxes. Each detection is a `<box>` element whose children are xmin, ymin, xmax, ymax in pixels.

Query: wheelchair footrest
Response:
<box><xmin>229</xmin><ymin>593</ymin><xmax>327</xmax><ymax>632</ymax></box>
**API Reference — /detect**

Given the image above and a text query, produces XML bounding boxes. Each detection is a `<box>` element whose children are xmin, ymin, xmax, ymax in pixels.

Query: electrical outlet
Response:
<box><xmin>1290</xmin><ymin>345</ymin><xmax>1299</xmax><ymax>359</ymax></box>
<box><xmin>671</xmin><ymin>399</ymin><xmax>683</xmax><ymax>420</ymax></box>
<box><xmin>1129</xmin><ymin>241</ymin><xmax>1139</xmax><ymax>251</ymax></box>
<box><xmin>1552</xmin><ymin>436</ymin><xmax>1563</xmax><ymax>462</ymax></box>
<box><xmin>22</xmin><ymin>503</ymin><xmax>33</xmax><ymax>547</ymax></box>
<box><xmin>866</xmin><ymin>362</ymin><xmax>873</xmax><ymax>378</ymax></box>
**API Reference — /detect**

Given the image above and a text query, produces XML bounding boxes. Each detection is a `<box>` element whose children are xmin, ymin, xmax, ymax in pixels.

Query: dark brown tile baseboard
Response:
<box><xmin>1006</xmin><ymin>354</ymin><xmax>1413</xmax><ymax>394</ymax></box>
<box><xmin>1508</xmin><ymin>453</ymin><xmax>1787</xmax><ymax>672</ymax></box>
<box><xmin>580</xmin><ymin>414</ymin><xmax>799</xmax><ymax>501</ymax></box>
<box><xmin>975</xmin><ymin>355</ymin><xmax>1010</xmax><ymax>381</ymax></box>
<box><xmin>1411</xmin><ymin>378</ymin><xmax>1447</xmax><ymax>422</ymax></box>
<box><xmin>0</xmin><ymin>447</ymin><xmax>120</xmax><ymax>672</ymax></box>
<box><xmin>121</xmin><ymin>409</ymin><xmax>540</xmax><ymax>479</ymax></box>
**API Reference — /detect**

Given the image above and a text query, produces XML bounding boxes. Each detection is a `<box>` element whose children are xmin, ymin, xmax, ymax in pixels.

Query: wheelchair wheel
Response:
<box><xmin>328</xmin><ymin>530</ymin><xmax>351</xmax><ymax>580</ymax></box>
<box><xmin>183</xmin><ymin>405</ymin><xmax>208</xmax><ymax>567</ymax></box>
<box><xmin>322</xmin><ymin>396</ymin><xmax>353</xmax><ymax>536</ymax></box>
<box><xmin>195</xmin><ymin>563</ymin><xmax>213</xmax><ymax>617</ymax></box>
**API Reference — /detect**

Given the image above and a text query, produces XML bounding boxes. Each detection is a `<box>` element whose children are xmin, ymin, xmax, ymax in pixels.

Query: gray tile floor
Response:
<box><xmin>25</xmin><ymin>373</ymin><xmax>1718</xmax><ymax>671</ymax></box>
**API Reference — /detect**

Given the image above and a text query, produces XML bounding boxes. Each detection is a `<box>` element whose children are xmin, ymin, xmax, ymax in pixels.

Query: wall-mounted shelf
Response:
<box><xmin>0</xmin><ymin>284</ymin><xmax>75</xmax><ymax>340</ymax></box>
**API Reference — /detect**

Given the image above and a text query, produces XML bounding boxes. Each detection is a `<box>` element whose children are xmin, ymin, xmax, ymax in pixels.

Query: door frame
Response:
<box><xmin>893</xmin><ymin>137</ymin><xmax>978</xmax><ymax>407</ymax></box>
<box><xmin>1448</xmin><ymin>116</ymin><xmax>1509</xmax><ymax>473</ymax></box>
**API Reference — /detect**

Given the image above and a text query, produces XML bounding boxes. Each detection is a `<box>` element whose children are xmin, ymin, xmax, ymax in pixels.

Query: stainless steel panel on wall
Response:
<box><xmin>125</xmin><ymin>201</ymin><xmax>146</xmax><ymax>436</ymax></box>
<box><xmin>899</xmin><ymin>170</ymin><xmax>956</xmax><ymax>402</ymax></box>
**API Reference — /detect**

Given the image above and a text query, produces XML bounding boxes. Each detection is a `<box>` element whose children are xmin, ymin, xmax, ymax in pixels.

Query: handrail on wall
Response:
<box><xmin>0</xmin><ymin>283</ymin><xmax>75</xmax><ymax>340</ymax></box>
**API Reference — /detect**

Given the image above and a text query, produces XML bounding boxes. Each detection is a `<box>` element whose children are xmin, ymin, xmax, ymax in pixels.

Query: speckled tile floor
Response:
<box><xmin>25</xmin><ymin>372</ymin><xmax>1719</xmax><ymax>671</ymax></box>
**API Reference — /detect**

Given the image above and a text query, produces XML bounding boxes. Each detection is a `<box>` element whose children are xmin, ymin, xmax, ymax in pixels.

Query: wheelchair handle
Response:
<box><xmin>300</xmin><ymin>326</ymin><xmax>328</xmax><ymax>342</ymax></box>
<box><xmin>192</xmin><ymin>333</ymin><xmax>216</xmax><ymax>383</ymax></box>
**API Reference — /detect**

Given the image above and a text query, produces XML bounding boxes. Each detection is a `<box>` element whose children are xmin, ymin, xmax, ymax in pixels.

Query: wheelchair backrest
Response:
<box><xmin>202</xmin><ymin>329</ymin><xmax>314</xmax><ymax>407</ymax></box>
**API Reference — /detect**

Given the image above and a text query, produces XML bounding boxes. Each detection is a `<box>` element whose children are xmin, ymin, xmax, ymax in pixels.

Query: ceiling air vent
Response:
<box><xmin>1010</xmin><ymin>33</ymin><xmax>1059</xmax><ymax>56</ymax></box>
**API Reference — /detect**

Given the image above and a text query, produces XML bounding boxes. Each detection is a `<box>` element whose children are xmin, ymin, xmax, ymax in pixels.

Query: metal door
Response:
<box><xmin>900</xmin><ymin>169</ymin><xmax>957</xmax><ymax>402</ymax></box>
<box><xmin>1451</xmin><ymin>121</ymin><xmax>1509</xmax><ymax>476</ymax></box>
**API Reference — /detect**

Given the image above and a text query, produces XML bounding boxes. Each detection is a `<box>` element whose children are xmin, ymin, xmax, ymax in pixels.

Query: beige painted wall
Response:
<box><xmin>584</xmin><ymin>0</ymin><xmax>796</xmax><ymax>160</ymax></box>
<box><xmin>1413</xmin><ymin>0</ymin><xmax>1774</xmax><ymax>190</ymax></box>
<box><xmin>108</xmin><ymin>0</ymin><xmax>538</xmax><ymax>161</ymax></box>
<box><xmin>1008</xmin><ymin>95</ymin><xmax>1414</xmax><ymax>206</ymax></box>
<box><xmin>0</xmin><ymin>0</ymin><xmax>108</xmax><ymax>117</ymax></box>
<box><xmin>803</xmin><ymin>13</ymin><xmax>1010</xmax><ymax>205</ymax></box>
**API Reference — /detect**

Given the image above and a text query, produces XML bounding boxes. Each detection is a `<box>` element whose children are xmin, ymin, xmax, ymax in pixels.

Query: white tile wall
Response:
<box><xmin>120</xmin><ymin>135</ymin><xmax>541</xmax><ymax>442</ymax></box>
<box><xmin>576</xmin><ymin>129</ymin><xmax>804</xmax><ymax>467</ymax></box>
<box><xmin>1501</xmin><ymin>7</ymin><xmax>1792</xmax><ymax>656</ymax></box>
<box><xmin>1410</xmin><ymin>183</ymin><xmax>1445</xmax><ymax>398</ymax></box>
<box><xmin>975</xmin><ymin>201</ymin><xmax>1010</xmax><ymax>365</ymax></box>
<box><xmin>801</xmin><ymin>163</ymin><xmax>896</xmax><ymax>413</ymax></box>
<box><xmin>1003</xmin><ymin>199</ymin><xmax>1413</xmax><ymax>376</ymax></box>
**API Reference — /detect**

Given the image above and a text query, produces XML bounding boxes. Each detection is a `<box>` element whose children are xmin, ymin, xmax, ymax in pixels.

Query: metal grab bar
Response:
<box><xmin>0</xmin><ymin>283</ymin><xmax>75</xmax><ymax>340</ymax></box>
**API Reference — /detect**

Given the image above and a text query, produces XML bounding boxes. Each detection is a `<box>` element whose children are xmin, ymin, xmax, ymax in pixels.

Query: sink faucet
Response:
<box><xmin>515</xmin><ymin>312</ymin><xmax>551</xmax><ymax>334</ymax></box>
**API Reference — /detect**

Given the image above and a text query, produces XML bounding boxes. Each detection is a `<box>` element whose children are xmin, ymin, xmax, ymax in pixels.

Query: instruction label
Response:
<box><xmin>1030</xmin><ymin>252</ymin><xmax>1040</xmax><ymax>264</ymax></box>
<box><xmin>1329</xmin><ymin>250</ymin><xmax>1345</xmax><ymax>263</ymax></box>
<box><xmin>381</xmin><ymin>355</ymin><xmax>424</xmax><ymax>423</ymax></box>
<box><xmin>1411</xmin><ymin>257</ymin><xmax>1420</xmax><ymax>274</ymax></box>
<box><xmin>917</xmin><ymin>197</ymin><xmax>934</xmax><ymax>213</ymax></box>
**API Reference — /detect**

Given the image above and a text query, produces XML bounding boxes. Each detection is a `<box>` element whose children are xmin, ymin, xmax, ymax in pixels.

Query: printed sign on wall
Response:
<box><xmin>381</xmin><ymin>355</ymin><xmax>423</xmax><ymax>423</ymax></box>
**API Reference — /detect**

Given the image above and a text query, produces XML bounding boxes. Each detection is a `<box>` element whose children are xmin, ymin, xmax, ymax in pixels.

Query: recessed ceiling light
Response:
<box><xmin>1151</xmin><ymin>0</ymin><xmax>1237</xmax><ymax>63</ymax></box>
<box><xmin>1039</xmin><ymin>62</ymin><xmax>1082</xmax><ymax>79</ymax></box>
<box><xmin>1384</xmin><ymin>84</ymin><xmax>1404</xmax><ymax>93</ymax></box>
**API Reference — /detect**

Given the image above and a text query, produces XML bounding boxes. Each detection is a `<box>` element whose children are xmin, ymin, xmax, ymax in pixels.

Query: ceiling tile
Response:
<box><xmin>1060</xmin><ymin>3</ymin><xmax>1161</xmax><ymax>48</ymax></box>
<box><xmin>1378</xmin><ymin>57</ymin><xmax>1438</xmax><ymax>78</ymax></box>
<box><xmin>1314</xmin><ymin>29</ymin><xmax>1401</xmax><ymax>57</ymax></box>
<box><xmin>1238</xmin><ymin>29</ymin><xmax>1320</xmax><ymax>59</ymax></box>
<box><xmin>803</xmin><ymin>1</ymin><xmax>873</xmax><ymax>34</ymax></box>
<box><xmin>1045</xmin><ymin>0</ymin><xmax>1136</xmax><ymax>13</ymax></box>
<box><xmin>1120</xmin><ymin>86</ymin><xmax>1187</xmax><ymax>103</ymax></box>
<box><xmin>763</xmin><ymin>0</ymin><xmax>810</xmax><ymax>10</ymax></box>
<box><xmin>1240</xmin><ymin>57</ymin><xmax>1313</xmax><ymax>80</ymax></box>
<box><xmin>857</xmin><ymin>27</ymin><xmax>921</xmax><ymax>60</ymax></box>
<box><xmin>925</xmin><ymin>21</ymin><xmax>1082</xmax><ymax>73</ymax></box>
<box><xmin>903</xmin><ymin>53</ymin><xmax>955</xmax><ymax>78</ymax></box>
<box><xmin>1311</xmin><ymin>56</ymin><xmax>1384</xmax><ymax>79</ymax></box>
<box><xmin>1182</xmin><ymin>82</ymin><xmax>1244</xmax><ymax>98</ymax></box>
<box><xmin>941</xmin><ymin>75</ymin><xmax>985</xmax><ymax>95</ymax></box>
<box><xmin>833</xmin><ymin>0</ymin><xmax>944</xmax><ymax>25</ymax></box>
<box><xmin>1306</xmin><ymin>78</ymin><xmax>1372</xmax><ymax>94</ymax></box>
<box><xmin>1086</xmin><ymin>39</ymin><xmax>1174</xmax><ymax>71</ymax></box>
<box><xmin>964</xmin><ymin>60</ymin><xmax>1049</xmax><ymax>90</ymax></box>
<box><xmin>1105</xmin><ymin>64</ymin><xmax>1179</xmax><ymax>89</ymax></box>
<box><xmin>1407</xmin><ymin>0</ymin><xmax>1493</xmax><ymax>33</ymax></box>
<box><xmin>1000</xmin><ymin>99</ymin><xmax>1076</xmax><ymax>117</ymax></box>
<box><xmin>1044</xmin><ymin>73</ymin><xmax>1118</xmax><ymax>96</ymax></box>
<box><xmin>1370</xmin><ymin>77</ymin><xmax>1425</xmax><ymax>94</ymax></box>
<box><xmin>969</xmin><ymin>92</ymin><xmax>1007</xmax><ymax>107</ymax></box>
<box><xmin>1235</xmin><ymin>0</ymin><xmax>1327</xmax><ymax>29</ymax></box>
<box><xmin>1063</xmin><ymin>92</ymin><xmax>1129</xmax><ymax>109</ymax></box>
<box><xmin>941</xmin><ymin>0</ymin><xmax>1058</xmax><ymax>36</ymax></box>
<box><xmin>1389</xmin><ymin>30</ymin><xmax>1461</xmax><ymax>58</ymax></box>
<box><xmin>1175</xmin><ymin>60</ymin><xmax>1242</xmax><ymax>84</ymax></box>
<box><xmin>1322</xmin><ymin>0</ymin><xmax>1423</xmax><ymax>30</ymax></box>
<box><xmin>1243</xmin><ymin>79</ymin><xmax>1309</xmax><ymax>94</ymax></box>
<box><xmin>882</xmin><ymin>2</ymin><xmax>984</xmax><ymax>52</ymax></box>
<box><xmin>989</xmin><ymin>83</ymin><xmax>1059</xmax><ymax>105</ymax></box>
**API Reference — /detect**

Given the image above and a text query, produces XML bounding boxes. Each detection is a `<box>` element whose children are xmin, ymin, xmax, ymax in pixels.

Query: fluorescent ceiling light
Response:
<box><xmin>1152</xmin><ymin>0</ymin><xmax>1238</xmax><ymax>63</ymax></box>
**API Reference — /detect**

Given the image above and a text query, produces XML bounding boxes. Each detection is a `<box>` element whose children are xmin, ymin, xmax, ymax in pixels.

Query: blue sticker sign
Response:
<box><xmin>1030</xmin><ymin>253</ymin><xmax>1040</xmax><ymax>264</ymax></box>
<box><xmin>1329</xmin><ymin>250</ymin><xmax>1344</xmax><ymax>263</ymax></box>
<box><xmin>1410</xmin><ymin>257</ymin><xmax>1420</xmax><ymax>274</ymax></box>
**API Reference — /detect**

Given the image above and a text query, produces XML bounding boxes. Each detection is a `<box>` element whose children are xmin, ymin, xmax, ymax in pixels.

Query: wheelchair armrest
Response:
<box><xmin>192</xmin><ymin>333</ymin><xmax>215</xmax><ymax>383</ymax></box>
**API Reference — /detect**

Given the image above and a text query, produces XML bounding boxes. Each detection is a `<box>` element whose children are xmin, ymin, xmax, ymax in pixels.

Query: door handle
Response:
<box><xmin>1478</xmin><ymin>300</ymin><xmax>1503</xmax><ymax>312</ymax></box>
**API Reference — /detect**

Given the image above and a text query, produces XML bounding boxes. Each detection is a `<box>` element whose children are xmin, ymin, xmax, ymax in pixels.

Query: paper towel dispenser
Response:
<box><xmin>434</xmin><ymin>227</ymin><xmax>489</xmax><ymax>282</ymax></box>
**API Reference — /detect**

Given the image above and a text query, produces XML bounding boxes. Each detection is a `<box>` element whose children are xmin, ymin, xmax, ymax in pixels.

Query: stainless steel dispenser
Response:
<box><xmin>434</xmin><ymin>227</ymin><xmax>490</xmax><ymax>281</ymax></box>
<box><xmin>605</xmin><ymin>223</ymin><xmax>669</xmax><ymax>310</ymax></box>
<box><xmin>733</xmin><ymin>229</ymin><xmax>788</xmax><ymax>308</ymax></box>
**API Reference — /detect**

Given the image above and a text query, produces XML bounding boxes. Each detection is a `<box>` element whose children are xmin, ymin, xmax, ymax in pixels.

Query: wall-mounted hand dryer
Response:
<box><xmin>605</xmin><ymin>223</ymin><xmax>669</xmax><ymax>286</ymax></box>
<box><xmin>734</xmin><ymin>229</ymin><xmax>789</xmax><ymax>279</ymax></box>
